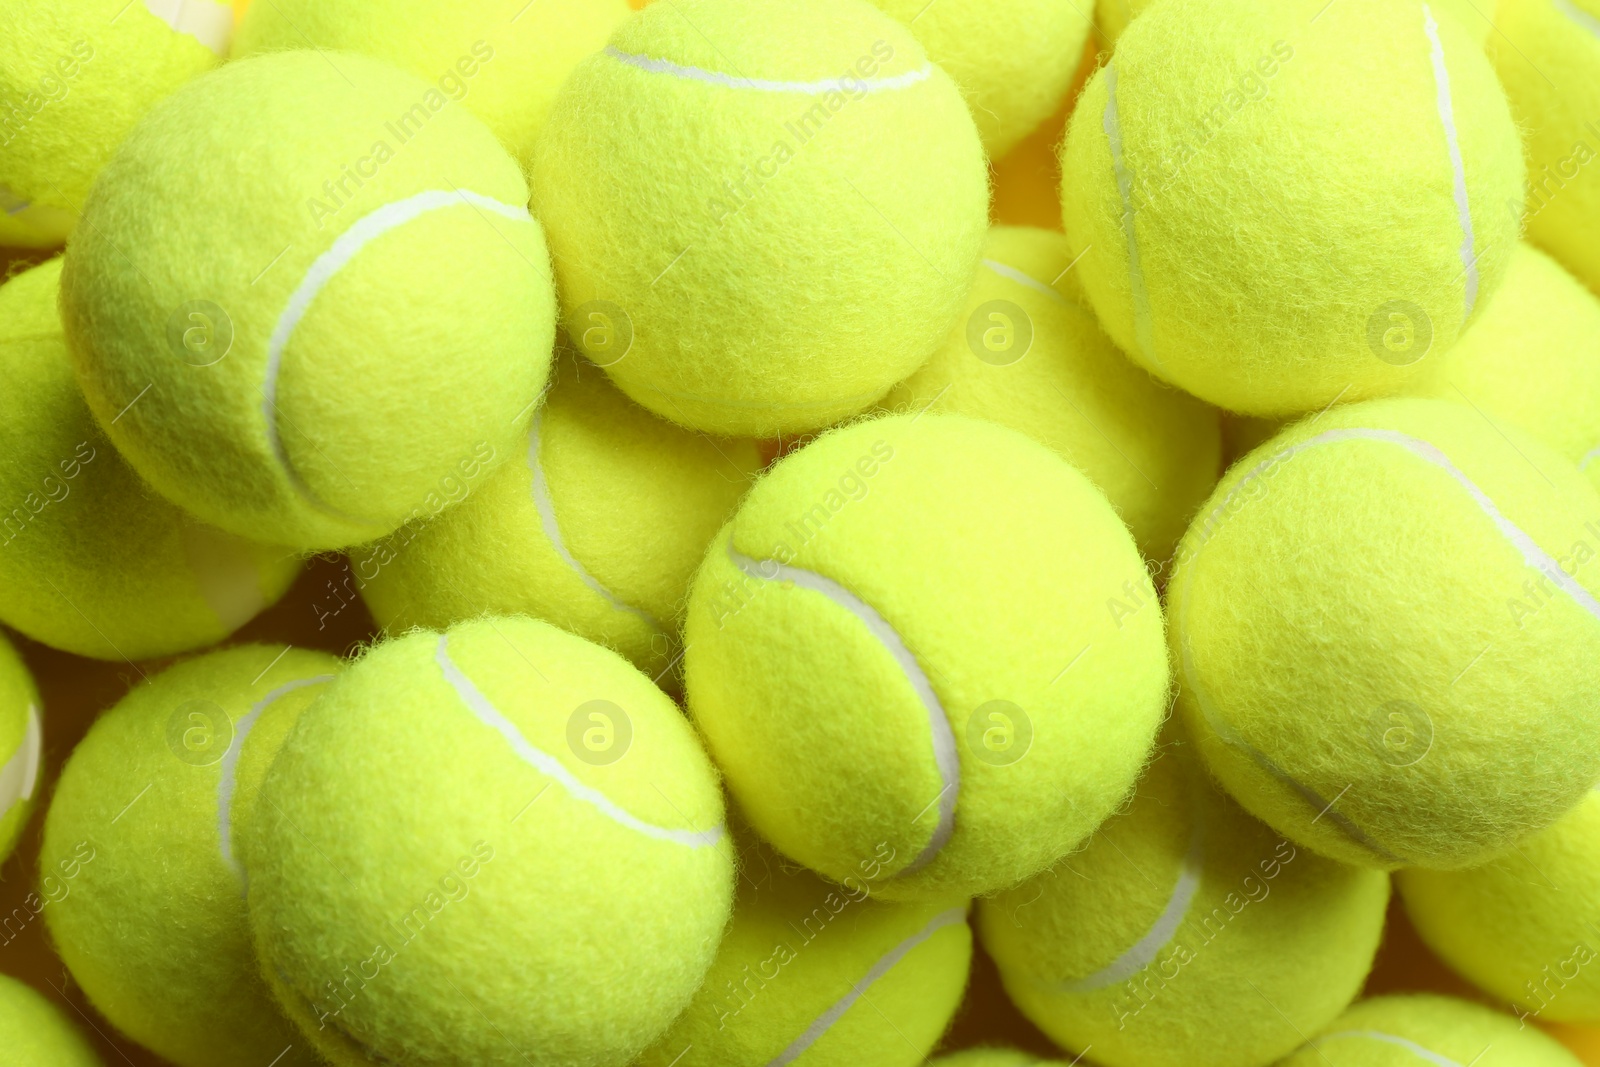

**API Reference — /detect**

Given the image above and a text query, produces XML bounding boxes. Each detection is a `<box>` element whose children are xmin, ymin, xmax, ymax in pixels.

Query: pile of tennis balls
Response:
<box><xmin>1</xmin><ymin>0</ymin><xmax>1599</xmax><ymax>1063</ymax></box>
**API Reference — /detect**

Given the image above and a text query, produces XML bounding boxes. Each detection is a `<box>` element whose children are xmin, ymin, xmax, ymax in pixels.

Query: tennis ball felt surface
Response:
<box><xmin>62</xmin><ymin>50</ymin><xmax>557</xmax><ymax>551</ymax></box>
<box><xmin>1171</xmin><ymin>397</ymin><xmax>1600</xmax><ymax>870</ymax></box>
<box><xmin>244</xmin><ymin>616</ymin><xmax>734</xmax><ymax>1067</ymax></box>
<box><xmin>1279</xmin><ymin>993</ymin><xmax>1583</xmax><ymax>1066</ymax></box>
<box><xmin>685</xmin><ymin>413</ymin><xmax>1170</xmax><ymax>902</ymax></box>
<box><xmin>886</xmin><ymin>225</ymin><xmax>1221</xmax><ymax>561</ymax></box>
<box><xmin>0</xmin><ymin>631</ymin><xmax>41</xmax><ymax>866</ymax></box>
<box><xmin>0</xmin><ymin>973</ymin><xmax>102</xmax><ymax>1067</ymax></box>
<box><xmin>358</xmin><ymin>350</ymin><xmax>764</xmax><ymax>683</ymax></box>
<box><xmin>40</xmin><ymin>644</ymin><xmax>337</xmax><ymax>1067</ymax></box>
<box><xmin>932</xmin><ymin>1052</ymin><xmax>1068</xmax><ymax>1067</ymax></box>
<box><xmin>0</xmin><ymin>258</ymin><xmax>299</xmax><ymax>659</ymax></box>
<box><xmin>1062</xmin><ymin>0</ymin><xmax>1522</xmax><ymax>416</ymax></box>
<box><xmin>531</xmin><ymin>0</ymin><xmax>988</xmax><ymax>437</ymax></box>
<box><xmin>1097</xmin><ymin>0</ymin><xmax>1490</xmax><ymax>45</ymax></box>
<box><xmin>232</xmin><ymin>0</ymin><xmax>629</xmax><ymax>161</ymax></box>
<box><xmin>980</xmin><ymin>735</ymin><xmax>1389</xmax><ymax>1067</ymax></box>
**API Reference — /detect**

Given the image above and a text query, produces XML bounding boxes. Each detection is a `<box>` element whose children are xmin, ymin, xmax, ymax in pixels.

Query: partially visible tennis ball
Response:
<box><xmin>63</xmin><ymin>51</ymin><xmax>557</xmax><ymax>551</ymax></box>
<box><xmin>1096</xmin><ymin>0</ymin><xmax>1491</xmax><ymax>46</ymax></box>
<box><xmin>1280</xmin><ymin>994</ymin><xmax>1583</xmax><ymax>1066</ymax></box>
<box><xmin>932</xmin><ymin>1052</ymin><xmax>1067</xmax><ymax>1067</ymax></box>
<box><xmin>0</xmin><ymin>974</ymin><xmax>102</xmax><ymax>1067</ymax></box>
<box><xmin>0</xmin><ymin>631</ymin><xmax>41</xmax><ymax>865</ymax></box>
<box><xmin>531</xmin><ymin>0</ymin><xmax>988</xmax><ymax>436</ymax></box>
<box><xmin>1063</xmin><ymin>0</ymin><xmax>1522</xmax><ymax>416</ymax></box>
<box><xmin>886</xmin><ymin>226</ymin><xmax>1221</xmax><ymax>561</ymax></box>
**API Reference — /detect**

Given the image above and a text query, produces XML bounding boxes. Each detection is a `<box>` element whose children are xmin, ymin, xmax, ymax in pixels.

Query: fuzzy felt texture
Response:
<box><xmin>61</xmin><ymin>51</ymin><xmax>556</xmax><ymax>551</ymax></box>
<box><xmin>1280</xmin><ymin>993</ymin><xmax>1583</xmax><ymax>1066</ymax></box>
<box><xmin>1097</xmin><ymin>0</ymin><xmax>1490</xmax><ymax>46</ymax></box>
<box><xmin>40</xmin><ymin>644</ymin><xmax>339</xmax><ymax>1067</ymax></box>
<box><xmin>232</xmin><ymin>0</ymin><xmax>629</xmax><ymax>161</ymax></box>
<box><xmin>933</xmin><ymin>1051</ymin><xmax>1069</xmax><ymax>1066</ymax></box>
<box><xmin>244</xmin><ymin>617</ymin><xmax>733</xmax><ymax>1067</ymax></box>
<box><xmin>885</xmin><ymin>226</ymin><xmax>1221</xmax><ymax>562</ymax></box>
<box><xmin>1061</xmin><ymin>0</ymin><xmax>1523</xmax><ymax>416</ymax></box>
<box><xmin>0</xmin><ymin>259</ymin><xmax>299</xmax><ymax>659</ymax></box>
<box><xmin>1398</xmin><ymin>789</ymin><xmax>1600</xmax><ymax>1023</ymax></box>
<box><xmin>636</xmin><ymin>839</ymin><xmax>971</xmax><ymax>1066</ymax></box>
<box><xmin>359</xmin><ymin>350</ymin><xmax>763</xmax><ymax>683</ymax></box>
<box><xmin>980</xmin><ymin>733</ymin><xmax>1389</xmax><ymax>1067</ymax></box>
<box><xmin>1170</xmin><ymin>397</ymin><xmax>1600</xmax><ymax>870</ymax></box>
<box><xmin>0</xmin><ymin>632</ymin><xmax>39</xmax><ymax>864</ymax></box>
<box><xmin>0</xmin><ymin>973</ymin><xmax>102</xmax><ymax>1067</ymax></box>
<box><xmin>685</xmin><ymin>414</ymin><xmax>1170</xmax><ymax>903</ymax></box>
<box><xmin>529</xmin><ymin>0</ymin><xmax>989</xmax><ymax>437</ymax></box>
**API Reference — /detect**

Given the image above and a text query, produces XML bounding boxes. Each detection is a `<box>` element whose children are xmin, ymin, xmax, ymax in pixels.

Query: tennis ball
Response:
<box><xmin>357</xmin><ymin>350</ymin><xmax>765</xmax><ymax>682</ymax></box>
<box><xmin>1397</xmin><ymin>788</ymin><xmax>1600</xmax><ymax>1024</ymax></box>
<box><xmin>980</xmin><ymin>737</ymin><xmax>1390</xmax><ymax>1067</ymax></box>
<box><xmin>1280</xmin><ymin>994</ymin><xmax>1584</xmax><ymax>1066</ymax></box>
<box><xmin>0</xmin><ymin>0</ymin><xmax>230</xmax><ymax>249</ymax></box>
<box><xmin>1096</xmin><ymin>0</ymin><xmax>1491</xmax><ymax>46</ymax></box>
<box><xmin>531</xmin><ymin>0</ymin><xmax>988</xmax><ymax>437</ymax></box>
<box><xmin>1062</xmin><ymin>0</ymin><xmax>1522</xmax><ymax>417</ymax></box>
<box><xmin>932</xmin><ymin>1052</ymin><xmax>1068</xmax><ymax>1067</ymax></box>
<box><xmin>0</xmin><ymin>631</ymin><xmax>41</xmax><ymax>866</ymax></box>
<box><xmin>885</xmin><ymin>226</ymin><xmax>1221</xmax><ymax>562</ymax></box>
<box><xmin>0</xmin><ymin>258</ymin><xmax>299</xmax><ymax>659</ymax></box>
<box><xmin>1171</xmin><ymin>396</ymin><xmax>1600</xmax><ymax>870</ymax></box>
<box><xmin>62</xmin><ymin>51</ymin><xmax>557</xmax><ymax>551</ymax></box>
<box><xmin>685</xmin><ymin>413</ymin><xmax>1169</xmax><ymax>902</ymax></box>
<box><xmin>0</xmin><ymin>974</ymin><xmax>102</xmax><ymax>1067</ymax></box>
<box><xmin>40</xmin><ymin>644</ymin><xmax>338</xmax><ymax>1067</ymax></box>
<box><xmin>244</xmin><ymin>616</ymin><xmax>734</xmax><ymax>1067</ymax></box>
<box><xmin>636</xmin><ymin>839</ymin><xmax>971</xmax><ymax>1066</ymax></box>
<box><xmin>233</xmin><ymin>0</ymin><xmax>630</xmax><ymax>161</ymax></box>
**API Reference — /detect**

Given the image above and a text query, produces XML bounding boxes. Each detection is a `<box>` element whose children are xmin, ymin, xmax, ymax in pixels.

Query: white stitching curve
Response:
<box><xmin>1423</xmin><ymin>4</ymin><xmax>1481</xmax><ymax>322</ymax></box>
<box><xmin>1102</xmin><ymin>63</ymin><xmax>1156</xmax><ymax>364</ymax></box>
<box><xmin>983</xmin><ymin>259</ymin><xmax>1071</xmax><ymax>306</ymax></box>
<box><xmin>1313</xmin><ymin>1030</ymin><xmax>1465</xmax><ymax>1067</ymax></box>
<box><xmin>605</xmin><ymin>47</ymin><xmax>933</xmax><ymax>95</ymax></box>
<box><xmin>0</xmin><ymin>706</ymin><xmax>41</xmax><ymax>821</ymax></box>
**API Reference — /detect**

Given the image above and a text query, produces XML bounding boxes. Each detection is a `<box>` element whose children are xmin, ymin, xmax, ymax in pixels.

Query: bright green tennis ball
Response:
<box><xmin>40</xmin><ymin>644</ymin><xmax>338</xmax><ymax>1067</ymax></box>
<box><xmin>0</xmin><ymin>0</ymin><xmax>229</xmax><ymax>249</ymax></box>
<box><xmin>637</xmin><ymin>839</ymin><xmax>971</xmax><ymax>1066</ymax></box>
<box><xmin>61</xmin><ymin>50</ymin><xmax>557</xmax><ymax>552</ymax></box>
<box><xmin>885</xmin><ymin>225</ymin><xmax>1221</xmax><ymax>562</ymax></box>
<box><xmin>1280</xmin><ymin>993</ymin><xmax>1584</xmax><ymax>1066</ymax></box>
<box><xmin>530</xmin><ymin>0</ymin><xmax>988</xmax><ymax>437</ymax></box>
<box><xmin>980</xmin><ymin>736</ymin><xmax>1390</xmax><ymax>1067</ymax></box>
<box><xmin>1171</xmin><ymin>396</ymin><xmax>1600</xmax><ymax>870</ymax></box>
<box><xmin>1062</xmin><ymin>0</ymin><xmax>1523</xmax><ymax>417</ymax></box>
<box><xmin>0</xmin><ymin>631</ymin><xmax>41</xmax><ymax>866</ymax></box>
<box><xmin>1095</xmin><ymin>0</ymin><xmax>1491</xmax><ymax>46</ymax></box>
<box><xmin>685</xmin><ymin>413</ymin><xmax>1169</xmax><ymax>902</ymax></box>
<box><xmin>357</xmin><ymin>350</ymin><xmax>765</xmax><ymax>682</ymax></box>
<box><xmin>0</xmin><ymin>973</ymin><xmax>102</xmax><ymax>1067</ymax></box>
<box><xmin>244</xmin><ymin>616</ymin><xmax>734</xmax><ymax>1067</ymax></box>
<box><xmin>232</xmin><ymin>0</ymin><xmax>629</xmax><ymax>161</ymax></box>
<box><xmin>0</xmin><ymin>258</ymin><xmax>299</xmax><ymax>658</ymax></box>
<box><xmin>1398</xmin><ymin>788</ymin><xmax>1600</xmax><ymax>1024</ymax></box>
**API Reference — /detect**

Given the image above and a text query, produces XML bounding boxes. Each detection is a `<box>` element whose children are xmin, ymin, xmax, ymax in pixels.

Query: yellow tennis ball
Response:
<box><xmin>1280</xmin><ymin>994</ymin><xmax>1584</xmax><ymax>1066</ymax></box>
<box><xmin>0</xmin><ymin>631</ymin><xmax>41</xmax><ymax>866</ymax></box>
<box><xmin>232</xmin><ymin>0</ymin><xmax>629</xmax><ymax>161</ymax></box>
<box><xmin>0</xmin><ymin>0</ymin><xmax>230</xmax><ymax>249</ymax></box>
<box><xmin>1096</xmin><ymin>0</ymin><xmax>1491</xmax><ymax>46</ymax></box>
<box><xmin>685</xmin><ymin>413</ymin><xmax>1170</xmax><ymax>902</ymax></box>
<box><xmin>61</xmin><ymin>51</ymin><xmax>557</xmax><ymax>551</ymax></box>
<box><xmin>1171</xmin><ymin>396</ymin><xmax>1600</xmax><ymax>870</ymax></box>
<box><xmin>1062</xmin><ymin>0</ymin><xmax>1522</xmax><ymax>416</ymax></box>
<box><xmin>40</xmin><ymin>644</ymin><xmax>339</xmax><ymax>1067</ymax></box>
<box><xmin>530</xmin><ymin>0</ymin><xmax>988</xmax><ymax>437</ymax></box>
<box><xmin>980</xmin><ymin>737</ymin><xmax>1390</xmax><ymax>1067</ymax></box>
<box><xmin>0</xmin><ymin>974</ymin><xmax>102</xmax><ymax>1067</ymax></box>
<box><xmin>885</xmin><ymin>225</ymin><xmax>1221</xmax><ymax>561</ymax></box>
<box><xmin>357</xmin><ymin>350</ymin><xmax>765</xmax><ymax>682</ymax></box>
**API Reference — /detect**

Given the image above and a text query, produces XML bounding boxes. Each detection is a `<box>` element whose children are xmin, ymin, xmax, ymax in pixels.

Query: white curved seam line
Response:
<box><xmin>1581</xmin><ymin>444</ymin><xmax>1600</xmax><ymax>471</ymax></box>
<box><xmin>1103</xmin><ymin>63</ymin><xmax>1155</xmax><ymax>363</ymax></box>
<box><xmin>766</xmin><ymin>907</ymin><xmax>966</xmax><ymax>1067</ymax></box>
<box><xmin>1315</xmin><ymin>1030</ymin><xmax>1464</xmax><ymax>1067</ymax></box>
<box><xmin>605</xmin><ymin>47</ymin><xmax>932</xmax><ymax>94</ymax></box>
<box><xmin>434</xmin><ymin>636</ymin><xmax>724</xmax><ymax>848</ymax></box>
<box><xmin>1423</xmin><ymin>5</ymin><xmax>1480</xmax><ymax>321</ymax></box>
<box><xmin>262</xmin><ymin>189</ymin><xmax>533</xmax><ymax>520</ymax></box>
<box><xmin>0</xmin><ymin>706</ymin><xmax>42</xmax><ymax>819</ymax></box>
<box><xmin>983</xmin><ymin>260</ymin><xmax>1070</xmax><ymax>305</ymax></box>
<box><xmin>729</xmin><ymin>541</ymin><xmax>958</xmax><ymax>873</ymax></box>
<box><xmin>143</xmin><ymin>0</ymin><xmax>233</xmax><ymax>55</ymax></box>
<box><xmin>1556</xmin><ymin>0</ymin><xmax>1600</xmax><ymax>38</ymax></box>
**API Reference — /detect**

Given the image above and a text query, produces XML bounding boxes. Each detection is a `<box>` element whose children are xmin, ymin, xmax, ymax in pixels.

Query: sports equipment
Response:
<box><xmin>866</xmin><ymin>0</ymin><xmax>1090</xmax><ymax>157</ymax></box>
<box><xmin>243</xmin><ymin>616</ymin><xmax>734</xmax><ymax>1067</ymax></box>
<box><xmin>1061</xmin><ymin>0</ymin><xmax>1523</xmax><ymax>416</ymax></box>
<box><xmin>232</xmin><ymin>0</ymin><xmax>630</xmax><ymax>161</ymax></box>
<box><xmin>0</xmin><ymin>0</ymin><xmax>229</xmax><ymax>249</ymax></box>
<box><xmin>685</xmin><ymin>413</ymin><xmax>1169</xmax><ymax>901</ymax></box>
<box><xmin>1171</xmin><ymin>396</ymin><xmax>1600</xmax><ymax>870</ymax></box>
<box><xmin>0</xmin><ymin>631</ymin><xmax>41</xmax><ymax>865</ymax></box>
<box><xmin>885</xmin><ymin>226</ymin><xmax>1221</xmax><ymax>561</ymax></box>
<box><xmin>636</xmin><ymin>838</ymin><xmax>971</xmax><ymax>1066</ymax></box>
<box><xmin>932</xmin><ymin>1052</ymin><xmax>1067</xmax><ymax>1066</ymax></box>
<box><xmin>0</xmin><ymin>258</ymin><xmax>299</xmax><ymax>659</ymax></box>
<box><xmin>1279</xmin><ymin>994</ymin><xmax>1583</xmax><ymax>1066</ymax></box>
<box><xmin>979</xmin><ymin>735</ymin><xmax>1390</xmax><ymax>1067</ymax></box>
<box><xmin>1490</xmin><ymin>0</ymin><xmax>1600</xmax><ymax>295</ymax></box>
<box><xmin>358</xmin><ymin>350</ymin><xmax>765</xmax><ymax>682</ymax></box>
<box><xmin>61</xmin><ymin>51</ymin><xmax>557</xmax><ymax>551</ymax></box>
<box><xmin>1398</xmin><ymin>787</ymin><xmax>1600</xmax><ymax>1023</ymax></box>
<box><xmin>1097</xmin><ymin>0</ymin><xmax>1491</xmax><ymax>45</ymax></box>
<box><xmin>531</xmin><ymin>0</ymin><xmax>988</xmax><ymax>437</ymax></box>
<box><xmin>40</xmin><ymin>645</ymin><xmax>338</xmax><ymax>1067</ymax></box>
<box><xmin>0</xmin><ymin>973</ymin><xmax>102</xmax><ymax>1067</ymax></box>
